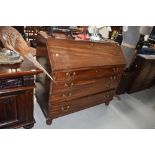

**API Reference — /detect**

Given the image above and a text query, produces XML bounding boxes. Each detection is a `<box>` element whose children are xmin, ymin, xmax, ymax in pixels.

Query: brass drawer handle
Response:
<box><xmin>64</xmin><ymin>82</ymin><xmax>74</xmax><ymax>88</ymax></box>
<box><xmin>106</xmin><ymin>95</ymin><xmax>110</xmax><ymax>98</ymax></box>
<box><xmin>73</xmin><ymin>72</ymin><xmax>76</xmax><ymax>76</ymax></box>
<box><xmin>64</xmin><ymin>83</ymin><xmax>68</xmax><ymax>87</ymax></box>
<box><xmin>66</xmin><ymin>72</ymin><xmax>76</xmax><ymax>81</ymax></box>
<box><xmin>110</xmin><ymin>76</ymin><xmax>116</xmax><ymax>80</ymax></box>
<box><xmin>110</xmin><ymin>76</ymin><xmax>113</xmax><ymax>80</ymax></box>
<box><xmin>113</xmin><ymin>67</ymin><xmax>119</xmax><ymax>72</ymax></box>
<box><xmin>104</xmin><ymin>95</ymin><xmax>110</xmax><ymax>99</ymax></box>
<box><xmin>63</xmin><ymin>93</ymin><xmax>72</xmax><ymax>98</ymax></box>
<box><xmin>63</xmin><ymin>94</ymin><xmax>67</xmax><ymax>99</ymax></box>
<box><xmin>113</xmin><ymin>68</ymin><xmax>116</xmax><ymax>72</ymax></box>
<box><xmin>61</xmin><ymin>105</ymin><xmax>70</xmax><ymax>112</ymax></box>
<box><xmin>66</xmin><ymin>72</ymin><xmax>69</xmax><ymax>76</ymax></box>
<box><xmin>66</xmin><ymin>72</ymin><xmax>71</xmax><ymax>81</ymax></box>
<box><xmin>106</xmin><ymin>84</ymin><xmax>111</xmax><ymax>88</ymax></box>
<box><xmin>113</xmin><ymin>76</ymin><xmax>116</xmax><ymax>80</ymax></box>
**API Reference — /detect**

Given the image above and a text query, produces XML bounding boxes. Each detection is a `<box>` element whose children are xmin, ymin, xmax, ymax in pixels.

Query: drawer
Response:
<box><xmin>52</xmin><ymin>66</ymin><xmax>124</xmax><ymax>82</ymax></box>
<box><xmin>50</xmin><ymin>76</ymin><xmax>120</xmax><ymax>103</ymax></box>
<box><xmin>49</xmin><ymin>90</ymin><xmax>115</xmax><ymax>118</ymax></box>
<box><xmin>52</xmin><ymin>74</ymin><xmax>121</xmax><ymax>91</ymax></box>
<box><xmin>0</xmin><ymin>78</ymin><xmax>23</xmax><ymax>90</ymax></box>
<box><xmin>0</xmin><ymin>76</ymin><xmax>34</xmax><ymax>90</ymax></box>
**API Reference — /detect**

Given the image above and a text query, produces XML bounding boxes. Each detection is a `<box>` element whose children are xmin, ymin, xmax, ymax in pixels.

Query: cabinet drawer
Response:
<box><xmin>0</xmin><ymin>78</ymin><xmax>22</xmax><ymax>90</ymax></box>
<box><xmin>0</xmin><ymin>76</ymin><xmax>34</xmax><ymax>90</ymax></box>
<box><xmin>52</xmin><ymin>75</ymin><xmax>121</xmax><ymax>93</ymax></box>
<box><xmin>49</xmin><ymin>90</ymin><xmax>115</xmax><ymax>118</ymax></box>
<box><xmin>52</xmin><ymin>66</ymin><xmax>124</xmax><ymax>82</ymax></box>
<box><xmin>50</xmin><ymin>76</ymin><xmax>120</xmax><ymax>104</ymax></box>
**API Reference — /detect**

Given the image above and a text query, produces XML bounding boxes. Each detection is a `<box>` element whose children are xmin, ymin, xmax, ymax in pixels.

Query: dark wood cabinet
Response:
<box><xmin>36</xmin><ymin>37</ymin><xmax>125</xmax><ymax>125</ymax></box>
<box><xmin>0</xmin><ymin>59</ymin><xmax>42</xmax><ymax>129</ymax></box>
<box><xmin>128</xmin><ymin>54</ymin><xmax>155</xmax><ymax>93</ymax></box>
<box><xmin>116</xmin><ymin>54</ymin><xmax>155</xmax><ymax>94</ymax></box>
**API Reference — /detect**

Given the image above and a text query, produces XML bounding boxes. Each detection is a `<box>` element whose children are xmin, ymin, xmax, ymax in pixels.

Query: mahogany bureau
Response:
<box><xmin>0</xmin><ymin>59</ymin><xmax>42</xmax><ymax>129</ymax></box>
<box><xmin>36</xmin><ymin>37</ymin><xmax>126</xmax><ymax>125</ymax></box>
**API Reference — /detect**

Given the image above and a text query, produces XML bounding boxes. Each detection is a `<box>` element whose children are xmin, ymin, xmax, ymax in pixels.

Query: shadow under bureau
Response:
<box><xmin>36</xmin><ymin>38</ymin><xmax>126</xmax><ymax>125</ymax></box>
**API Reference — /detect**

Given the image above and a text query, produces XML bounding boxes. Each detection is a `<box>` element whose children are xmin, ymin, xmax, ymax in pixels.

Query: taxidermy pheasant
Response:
<box><xmin>0</xmin><ymin>26</ymin><xmax>53</xmax><ymax>80</ymax></box>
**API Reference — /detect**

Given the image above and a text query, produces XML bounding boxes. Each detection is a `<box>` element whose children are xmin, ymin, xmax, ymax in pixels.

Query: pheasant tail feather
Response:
<box><xmin>26</xmin><ymin>53</ymin><xmax>55</xmax><ymax>81</ymax></box>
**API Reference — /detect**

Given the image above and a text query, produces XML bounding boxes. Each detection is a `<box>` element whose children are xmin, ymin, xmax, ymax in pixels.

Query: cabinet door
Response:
<box><xmin>16</xmin><ymin>90</ymin><xmax>34</xmax><ymax>123</ymax></box>
<box><xmin>0</xmin><ymin>89</ymin><xmax>34</xmax><ymax>128</ymax></box>
<box><xmin>0</xmin><ymin>96</ymin><xmax>18</xmax><ymax>125</ymax></box>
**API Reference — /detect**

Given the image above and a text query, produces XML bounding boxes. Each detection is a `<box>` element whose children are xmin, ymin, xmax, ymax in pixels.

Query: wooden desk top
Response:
<box><xmin>0</xmin><ymin>58</ymin><xmax>42</xmax><ymax>78</ymax></box>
